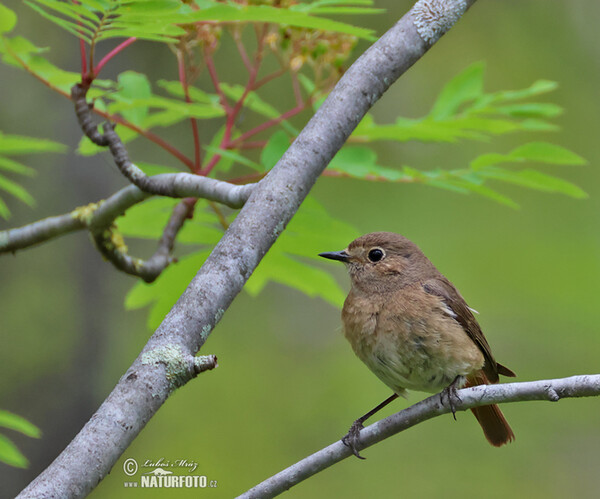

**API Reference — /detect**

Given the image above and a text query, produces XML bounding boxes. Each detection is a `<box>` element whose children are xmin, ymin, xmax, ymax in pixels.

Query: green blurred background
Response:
<box><xmin>1</xmin><ymin>0</ymin><xmax>599</xmax><ymax>497</ymax></box>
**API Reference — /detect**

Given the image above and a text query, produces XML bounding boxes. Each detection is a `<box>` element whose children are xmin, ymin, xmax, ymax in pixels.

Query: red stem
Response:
<box><xmin>229</xmin><ymin>103</ymin><xmax>307</xmax><ymax>148</ymax></box>
<box><xmin>79</xmin><ymin>39</ymin><xmax>87</xmax><ymax>78</ymax></box>
<box><xmin>253</xmin><ymin>67</ymin><xmax>287</xmax><ymax>89</ymax></box>
<box><xmin>201</xmin><ymin>27</ymin><xmax>268</xmax><ymax>176</ymax></box>
<box><xmin>234</xmin><ymin>29</ymin><xmax>253</xmax><ymax>73</ymax></box>
<box><xmin>93</xmin><ymin>37</ymin><xmax>137</xmax><ymax>77</ymax></box>
<box><xmin>204</xmin><ymin>48</ymin><xmax>231</xmax><ymax>115</ymax></box>
<box><xmin>291</xmin><ymin>72</ymin><xmax>303</xmax><ymax>107</ymax></box>
<box><xmin>178</xmin><ymin>51</ymin><xmax>202</xmax><ymax>173</ymax></box>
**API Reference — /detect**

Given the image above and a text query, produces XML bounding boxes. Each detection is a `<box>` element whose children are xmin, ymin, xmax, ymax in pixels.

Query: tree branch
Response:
<box><xmin>0</xmin><ymin>178</ymin><xmax>253</xmax><ymax>254</ymax></box>
<box><xmin>91</xmin><ymin>199</ymin><xmax>194</xmax><ymax>283</ymax></box>
<box><xmin>18</xmin><ymin>1</ymin><xmax>477</xmax><ymax>496</ymax></box>
<box><xmin>238</xmin><ymin>374</ymin><xmax>600</xmax><ymax>498</ymax></box>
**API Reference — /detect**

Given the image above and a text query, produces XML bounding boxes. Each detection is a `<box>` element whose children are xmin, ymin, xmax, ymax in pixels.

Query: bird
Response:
<box><xmin>319</xmin><ymin>231</ymin><xmax>515</xmax><ymax>458</ymax></box>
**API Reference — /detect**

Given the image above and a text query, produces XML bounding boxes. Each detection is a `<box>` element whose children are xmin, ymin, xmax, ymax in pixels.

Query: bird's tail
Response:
<box><xmin>466</xmin><ymin>371</ymin><xmax>515</xmax><ymax>447</ymax></box>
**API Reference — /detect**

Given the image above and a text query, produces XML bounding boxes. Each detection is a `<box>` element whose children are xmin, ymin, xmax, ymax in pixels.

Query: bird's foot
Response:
<box><xmin>440</xmin><ymin>375</ymin><xmax>465</xmax><ymax>421</ymax></box>
<box><xmin>342</xmin><ymin>420</ymin><xmax>366</xmax><ymax>460</ymax></box>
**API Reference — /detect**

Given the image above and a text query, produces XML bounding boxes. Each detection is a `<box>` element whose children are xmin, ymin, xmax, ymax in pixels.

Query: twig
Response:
<box><xmin>93</xmin><ymin>37</ymin><xmax>137</xmax><ymax>77</ymax></box>
<box><xmin>177</xmin><ymin>48</ymin><xmax>202</xmax><ymax>172</ymax></box>
<box><xmin>71</xmin><ymin>84</ymin><xmax>255</xmax><ymax>202</ymax></box>
<box><xmin>92</xmin><ymin>199</ymin><xmax>194</xmax><ymax>282</ymax></box>
<box><xmin>0</xmin><ymin>180</ymin><xmax>253</xmax><ymax>254</ymax></box>
<box><xmin>238</xmin><ymin>375</ymin><xmax>600</xmax><ymax>499</ymax></box>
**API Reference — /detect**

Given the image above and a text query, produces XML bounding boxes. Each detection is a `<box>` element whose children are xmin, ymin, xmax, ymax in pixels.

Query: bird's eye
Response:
<box><xmin>367</xmin><ymin>248</ymin><xmax>384</xmax><ymax>262</ymax></box>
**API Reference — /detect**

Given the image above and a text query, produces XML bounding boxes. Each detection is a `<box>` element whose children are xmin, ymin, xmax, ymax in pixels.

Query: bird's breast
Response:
<box><xmin>341</xmin><ymin>286</ymin><xmax>484</xmax><ymax>394</ymax></box>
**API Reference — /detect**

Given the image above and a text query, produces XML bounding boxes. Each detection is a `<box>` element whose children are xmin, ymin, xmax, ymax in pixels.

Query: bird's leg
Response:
<box><xmin>342</xmin><ymin>393</ymin><xmax>399</xmax><ymax>460</ymax></box>
<box><xmin>440</xmin><ymin>375</ymin><xmax>465</xmax><ymax>420</ymax></box>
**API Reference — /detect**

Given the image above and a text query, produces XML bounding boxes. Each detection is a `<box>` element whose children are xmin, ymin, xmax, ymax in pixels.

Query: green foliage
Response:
<box><xmin>0</xmin><ymin>4</ymin><xmax>17</xmax><ymax>34</ymax></box>
<box><xmin>23</xmin><ymin>0</ymin><xmax>375</xmax><ymax>44</ymax></box>
<box><xmin>125</xmin><ymin>196</ymin><xmax>358</xmax><ymax>329</ymax></box>
<box><xmin>0</xmin><ymin>1</ymin><xmax>587</xmax><ymax>326</ymax></box>
<box><xmin>0</xmin><ymin>410</ymin><xmax>41</xmax><ymax>468</ymax></box>
<box><xmin>332</xmin><ymin>63</ymin><xmax>586</xmax><ymax>208</ymax></box>
<box><xmin>0</xmin><ymin>132</ymin><xmax>66</xmax><ymax>219</ymax></box>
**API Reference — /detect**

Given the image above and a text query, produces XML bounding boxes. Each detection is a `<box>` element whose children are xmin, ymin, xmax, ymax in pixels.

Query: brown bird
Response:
<box><xmin>319</xmin><ymin>232</ymin><xmax>515</xmax><ymax>458</ymax></box>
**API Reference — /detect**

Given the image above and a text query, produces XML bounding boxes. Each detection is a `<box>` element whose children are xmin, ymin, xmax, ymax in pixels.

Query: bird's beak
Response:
<box><xmin>318</xmin><ymin>250</ymin><xmax>350</xmax><ymax>263</ymax></box>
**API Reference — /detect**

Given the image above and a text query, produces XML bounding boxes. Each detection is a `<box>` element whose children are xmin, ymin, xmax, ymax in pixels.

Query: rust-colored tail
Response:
<box><xmin>470</xmin><ymin>404</ymin><xmax>514</xmax><ymax>447</ymax></box>
<box><xmin>467</xmin><ymin>370</ymin><xmax>515</xmax><ymax>447</ymax></box>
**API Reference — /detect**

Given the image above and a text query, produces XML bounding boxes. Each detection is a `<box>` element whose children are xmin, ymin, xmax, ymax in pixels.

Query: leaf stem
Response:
<box><xmin>93</xmin><ymin>37</ymin><xmax>137</xmax><ymax>77</ymax></box>
<box><xmin>177</xmin><ymin>48</ymin><xmax>202</xmax><ymax>172</ymax></box>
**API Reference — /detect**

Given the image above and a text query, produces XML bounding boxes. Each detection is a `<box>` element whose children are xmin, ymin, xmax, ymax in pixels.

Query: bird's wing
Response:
<box><xmin>422</xmin><ymin>277</ymin><xmax>515</xmax><ymax>382</ymax></box>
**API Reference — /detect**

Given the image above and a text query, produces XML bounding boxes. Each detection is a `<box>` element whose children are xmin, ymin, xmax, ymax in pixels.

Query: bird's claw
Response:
<box><xmin>440</xmin><ymin>376</ymin><xmax>464</xmax><ymax>420</ymax></box>
<box><xmin>342</xmin><ymin>420</ymin><xmax>366</xmax><ymax>460</ymax></box>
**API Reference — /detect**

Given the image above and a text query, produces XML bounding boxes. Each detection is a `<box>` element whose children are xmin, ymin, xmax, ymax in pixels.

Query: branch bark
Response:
<box><xmin>18</xmin><ymin>1</ymin><xmax>478</xmax><ymax>497</ymax></box>
<box><xmin>238</xmin><ymin>374</ymin><xmax>600</xmax><ymax>498</ymax></box>
<box><xmin>0</xmin><ymin>179</ymin><xmax>253</xmax><ymax>254</ymax></box>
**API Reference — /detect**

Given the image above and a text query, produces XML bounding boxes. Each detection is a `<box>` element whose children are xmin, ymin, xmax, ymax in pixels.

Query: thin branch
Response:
<box><xmin>253</xmin><ymin>67</ymin><xmax>287</xmax><ymax>89</ymax></box>
<box><xmin>177</xmin><ymin>48</ymin><xmax>202</xmax><ymax>172</ymax></box>
<box><xmin>19</xmin><ymin>1</ymin><xmax>478</xmax><ymax>496</ymax></box>
<box><xmin>228</xmin><ymin>102</ymin><xmax>307</xmax><ymax>148</ymax></box>
<box><xmin>0</xmin><ymin>212</ymin><xmax>86</xmax><ymax>253</ymax></box>
<box><xmin>239</xmin><ymin>375</ymin><xmax>600</xmax><ymax>499</ymax></box>
<box><xmin>91</xmin><ymin>199</ymin><xmax>194</xmax><ymax>282</ymax></box>
<box><xmin>204</xmin><ymin>46</ymin><xmax>232</xmax><ymax>114</ymax></box>
<box><xmin>233</xmin><ymin>27</ymin><xmax>253</xmax><ymax>73</ymax></box>
<box><xmin>71</xmin><ymin>84</ymin><xmax>255</xmax><ymax>202</ymax></box>
<box><xmin>0</xmin><ymin>180</ymin><xmax>252</xmax><ymax>254</ymax></box>
<box><xmin>3</xmin><ymin>42</ymin><xmax>196</xmax><ymax>170</ymax></box>
<box><xmin>93</xmin><ymin>37</ymin><xmax>137</xmax><ymax>77</ymax></box>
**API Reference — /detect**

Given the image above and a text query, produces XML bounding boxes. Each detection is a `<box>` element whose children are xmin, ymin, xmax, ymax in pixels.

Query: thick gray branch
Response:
<box><xmin>239</xmin><ymin>375</ymin><xmax>600</xmax><ymax>499</ymax></box>
<box><xmin>18</xmin><ymin>2</ymin><xmax>477</xmax><ymax>497</ymax></box>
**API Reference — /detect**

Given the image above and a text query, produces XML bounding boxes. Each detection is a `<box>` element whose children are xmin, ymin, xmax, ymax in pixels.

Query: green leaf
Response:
<box><xmin>26</xmin><ymin>0</ymin><xmax>191</xmax><ymax>43</ymax></box>
<box><xmin>0</xmin><ymin>4</ymin><xmax>17</xmax><ymax>33</ymax></box>
<box><xmin>24</xmin><ymin>1</ymin><xmax>92</xmax><ymax>42</ymax></box>
<box><xmin>478</xmin><ymin>168</ymin><xmax>587</xmax><ymax>198</ymax></box>
<box><xmin>0</xmin><ymin>434</ymin><xmax>29</xmax><ymax>468</ymax></box>
<box><xmin>260</xmin><ymin>131</ymin><xmax>290</xmax><ymax>171</ymax></box>
<box><xmin>157</xmin><ymin>80</ymin><xmax>219</xmax><ymax>105</ymax></box>
<box><xmin>430</xmin><ymin>62</ymin><xmax>485</xmax><ymax>119</ymax></box>
<box><xmin>115</xmin><ymin>71</ymin><xmax>152</xmax><ymax>127</ymax></box>
<box><xmin>494</xmin><ymin>103</ymin><xmax>562</xmax><ymax>119</ymax></box>
<box><xmin>118</xmin><ymin>198</ymin><xmax>224</xmax><ymax>244</ymax></box>
<box><xmin>0</xmin><ymin>196</ymin><xmax>10</xmax><ymax>219</ymax></box>
<box><xmin>220</xmin><ymin>83</ymin><xmax>299</xmax><ymax>135</ymax></box>
<box><xmin>0</xmin><ymin>157</ymin><xmax>35</xmax><ymax>176</ymax></box>
<box><xmin>0</xmin><ymin>175</ymin><xmax>34</xmax><ymax>206</ymax></box>
<box><xmin>0</xmin><ymin>132</ymin><xmax>66</xmax><ymax>155</ymax></box>
<box><xmin>0</xmin><ymin>411</ymin><xmax>41</xmax><ymax>438</ymax></box>
<box><xmin>204</xmin><ymin>146</ymin><xmax>263</xmax><ymax>172</ymax></box>
<box><xmin>328</xmin><ymin>145</ymin><xmax>408</xmax><ymax>181</ymax></box>
<box><xmin>509</xmin><ymin>142</ymin><xmax>587</xmax><ymax>165</ymax></box>
<box><xmin>188</xmin><ymin>3</ymin><xmax>375</xmax><ymax>40</ymax></box>
<box><xmin>459</xmin><ymin>182</ymin><xmax>520</xmax><ymax>209</ymax></box>
<box><xmin>0</xmin><ymin>36</ymin><xmax>80</xmax><ymax>92</ymax></box>
<box><xmin>245</xmin><ymin>251</ymin><xmax>346</xmax><ymax>307</ymax></box>
<box><xmin>471</xmin><ymin>142</ymin><xmax>586</xmax><ymax>169</ymax></box>
<box><xmin>247</xmin><ymin>195</ymin><xmax>359</xmax><ymax>307</ymax></box>
<box><xmin>109</xmin><ymin>95</ymin><xmax>225</xmax><ymax>120</ymax></box>
<box><xmin>291</xmin><ymin>0</ymin><xmax>381</xmax><ymax>15</ymax></box>
<box><xmin>493</xmin><ymin>80</ymin><xmax>558</xmax><ymax>102</ymax></box>
<box><xmin>125</xmin><ymin>250</ymin><xmax>212</xmax><ymax>329</ymax></box>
